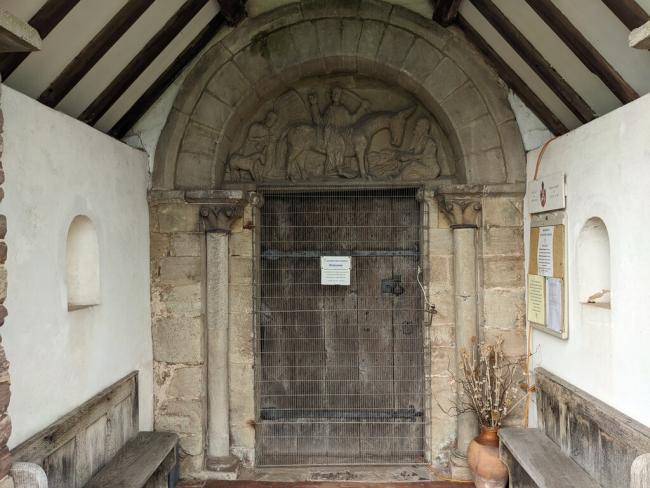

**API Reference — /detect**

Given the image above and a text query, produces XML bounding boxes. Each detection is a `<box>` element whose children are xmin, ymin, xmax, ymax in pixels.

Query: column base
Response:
<box><xmin>450</xmin><ymin>450</ymin><xmax>472</xmax><ymax>481</ymax></box>
<box><xmin>205</xmin><ymin>455</ymin><xmax>240</xmax><ymax>480</ymax></box>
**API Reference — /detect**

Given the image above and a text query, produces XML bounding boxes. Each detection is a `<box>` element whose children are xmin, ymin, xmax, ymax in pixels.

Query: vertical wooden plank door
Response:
<box><xmin>256</xmin><ymin>189</ymin><xmax>425</xmax><ymax>466</ymax></box>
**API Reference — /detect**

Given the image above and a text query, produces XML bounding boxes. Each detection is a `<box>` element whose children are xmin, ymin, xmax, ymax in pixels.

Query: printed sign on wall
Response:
<box><xmin>321</xmin><ymin>256</ymin><xmax>351</xmax><ymax>286</ymax></box>
<box><xmin>528</xmin><ymin>172</ymin><xmax>566</xmax><ymax>214</ymax></box>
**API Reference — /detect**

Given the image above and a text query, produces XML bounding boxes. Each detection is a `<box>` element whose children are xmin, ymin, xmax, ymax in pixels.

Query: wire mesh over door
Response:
<box><xmin>255</xmin><ymin>188</ymin><xmax>427</xmax><ymax>466</ymax></box>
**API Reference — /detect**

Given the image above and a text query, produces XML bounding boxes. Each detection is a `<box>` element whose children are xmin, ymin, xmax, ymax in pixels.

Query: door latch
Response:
<box><xmin>381</xmin><ymin>275</ymin><xmax>405</xmax><ymax>296</ymax></box>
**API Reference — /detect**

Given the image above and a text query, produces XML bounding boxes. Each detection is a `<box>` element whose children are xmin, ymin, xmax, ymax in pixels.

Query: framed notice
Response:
<box><xmin>528</xmin><ymin>211</ymin><xmax>568</xmax><ymax>339</ymax></box>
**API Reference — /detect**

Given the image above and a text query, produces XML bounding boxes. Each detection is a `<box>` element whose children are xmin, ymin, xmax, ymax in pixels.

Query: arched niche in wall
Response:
<box><xmin>577</xmin><ymin>217</ymin><xmax>611</xmax><ymax>308</ymax></box>
<box><xmin>66</xmin><ymin>215</ymin><xmax>100</xmax><ymax>311</ymax></box>
<box><xmin>152</xmin><ymin>0</ymin><xmax>526</xmax><ymax>190</ymax></box>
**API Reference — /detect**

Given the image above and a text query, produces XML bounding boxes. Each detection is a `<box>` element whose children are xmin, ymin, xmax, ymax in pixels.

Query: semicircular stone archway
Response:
<box><xmin>153</xmin><ymin>0</ymin><xmax>525</xmax><ymax>190</ymax></box>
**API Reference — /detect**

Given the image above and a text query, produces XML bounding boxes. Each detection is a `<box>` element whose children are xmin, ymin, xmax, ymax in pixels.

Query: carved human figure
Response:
<box><xmin>398</xmin><ymin>118</ymin><xmax>441</xmax><ymax>180</ymax></box>
<box><xmin>227</xmin><ymin>111</ymin><xmax>278</xmax><ymax>181</ymax></box>
<box><xmin>308</xmin><ymin>87</ymin><xmax>369</xmax><ymax>176</ymax></box>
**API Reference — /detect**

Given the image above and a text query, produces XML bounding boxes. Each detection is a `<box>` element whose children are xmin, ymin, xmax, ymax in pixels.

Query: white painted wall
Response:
<box><xmin>0</xmin><ymin>86</ymin><xmax>153</xmax><ymax>447</ymax></box>
<box><xmin>525</xmin><ymin>94</ymin><xmax>650</xmax><ymax>427</ymax></box>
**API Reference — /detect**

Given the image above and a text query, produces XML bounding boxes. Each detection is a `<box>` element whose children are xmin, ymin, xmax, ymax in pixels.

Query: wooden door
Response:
<box><xmin>255</xmin><ymin>189</ymin><xmax>425</xmax><ymax>466</ymax></box>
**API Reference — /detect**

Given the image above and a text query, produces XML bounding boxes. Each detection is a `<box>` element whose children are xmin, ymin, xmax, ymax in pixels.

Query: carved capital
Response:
<box><xmin>437</xmin><ymin>196</ymin><xmax>481</xmax><ymax>228</ymax></box>
<box><xmin>200</xmin><ymin>204</ymin><xmax>245</xmax><ymax>234</ymax></box>
<box><xmin>247</xmin><ymin>191</ymin><xmax>264</xmax><ymax>208</ymax></box>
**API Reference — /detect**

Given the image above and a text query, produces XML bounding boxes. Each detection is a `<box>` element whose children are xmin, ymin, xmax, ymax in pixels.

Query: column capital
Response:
<box><xmin>437</xmin><ymin>196</ymin><xmax>482</xmax><ymax>229</ymax></box>
<box><xmin>247</xmin><ymin>191</ymin><xmax>264</xmax><ymax>208</ymax></box>
<box><xmin>200</xmin><ymin>204</ymin><xmax>245</xmax><ymax>233</ymax></box>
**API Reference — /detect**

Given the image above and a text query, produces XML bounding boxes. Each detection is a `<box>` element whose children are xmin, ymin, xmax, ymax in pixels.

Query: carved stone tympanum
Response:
<box><xmin>224</xmin><ymin>77</ymin><xmax>454</xmax><ymax>184</ymax></box>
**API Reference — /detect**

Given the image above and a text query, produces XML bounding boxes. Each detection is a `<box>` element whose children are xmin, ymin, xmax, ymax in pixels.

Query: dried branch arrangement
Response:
<box><xmin>441</xmin><ymin>336</ymin><xmax>533</xmax><ymax>428</ymax></box>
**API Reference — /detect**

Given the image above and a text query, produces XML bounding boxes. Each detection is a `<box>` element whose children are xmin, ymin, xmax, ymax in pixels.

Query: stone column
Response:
<box><xmin>438</xmin><ymin>196</ymin><xmax>482</xmax><ymax>479</ymax></box>
<box><xmin>201</xmin><ymin>204</ymin><xmax>244</xmax><ymax>476</ymax></box>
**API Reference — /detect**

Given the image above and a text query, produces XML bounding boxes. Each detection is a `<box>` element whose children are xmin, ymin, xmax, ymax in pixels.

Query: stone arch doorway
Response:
<box><xmin>150</xmin><ymin>0</ymin><xmax>527</xmax><ymax>478</ymax></box>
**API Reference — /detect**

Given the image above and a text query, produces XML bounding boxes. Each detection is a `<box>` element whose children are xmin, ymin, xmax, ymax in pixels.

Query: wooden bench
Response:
<box><xmin>11</xmin><ymin>372</ymin><xmax>179</xmax><ymax>488</ymax></box>
<box><xmin>86</xmin><ymin>431</ymin><xmax>177</xmax><ymax>488</ymax></box>
<box><xmin>499</xmin><ymin>368</ymin><xmax>650</xmax><ymax>488</ymax></box>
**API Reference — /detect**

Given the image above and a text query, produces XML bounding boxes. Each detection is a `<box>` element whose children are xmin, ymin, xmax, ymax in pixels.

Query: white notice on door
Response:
<box><xmin>537</xmin><ymin>226</ymin><xmax>554</xmax><ymax>277</ymax></box>
<box><xmin>321</xmin><ymin>256</ymin><xmax>351</xmax><ymax>285</ymax></box>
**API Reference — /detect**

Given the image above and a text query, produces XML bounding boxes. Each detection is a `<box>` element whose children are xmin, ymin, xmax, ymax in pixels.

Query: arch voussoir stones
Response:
<box><xmin>153</xmin><ymin>0</ymin><xmax>525</xmax><ymax>190</ymax></box>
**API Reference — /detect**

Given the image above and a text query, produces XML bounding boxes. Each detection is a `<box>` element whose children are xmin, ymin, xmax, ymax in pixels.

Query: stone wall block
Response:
<box><xmin>483</xmin><ymin>288</ymin><xmax>526</xmax><ymax>330</ymax></box>
<box><xmin>358</xmin><ymin>0</ymin><xmax>393</xmax><ymax>21</ymax></box>
<box><xmin>458</xmin><ymin>114</ymin><xmax>501</xmax><ymax>155</ymax></box>
<box><xmin>428</xmin><ymin>228</ymin><xmax>453</xmax><ymax>254</ymax></box>
<box><xmin>465</xmin><ymin>147</ymin><xmax>507</xmax><ymax>184</ymax></box>
<box><xmin>156</xmin><ymin>399</ymin><xmax>204</xmax><ymax>437</ymax></box>
<box><xmin>431</xmin><ymin>325</ymin><xmax>455</xmax><ymax>348</ymax></box>
<box><xmin>483</xmin><ymin>326</ymin><xmax>526</xmax><ymax>357</ymax></box>
<box><xmin>173</xmin><ymin>42</ymin><xmax>231</xmax><ymax>115</ymax></box>
<box><xmin>301</xmin><ymin>0</ymin><xmax>360</xmax><ymax>19</ymax></box>
<box><xmin>206</xmin><ymin>61</ymin><xmax>253</xmax><ymax>108</ymax></box>
<box><xmin>229</xmin><ymin>231</ymin><xmax>252</xmax><ymax>258</ymax></box>
<box><xmin>498</xmin><ymin>119</ymin><xmax>527</xmax><ymax>183</ymax></box>
<box><xmin>431</xmin><ymin>347</ymin><xmax>455</xmax><ymax>375</ymax></box>
<box><xmin>229</xmin><ymin>362</ymin><xmax>255</xmax><ymax>449</ymax></box>
<box><xmin>159</xmin><ymin>256</ymin><xmax>201</xmax><ymax>285</ymax></box>
<box><xmin>191</xmin><ymin>92</ymin><xmax>232</xmax><ymax>133</ymax></box>
<box><xmin>483</xmin><ymin>197</ymin><xmax>524</xmax><ymax>227</ymax></box>
<box><xmin>428</xmin><ymin>290</ymin><xmax>454</xmax><ymax>324</ymax></box>
<box><xmin>229</xmin><ymin>256</ymin><xmax>252</xmax><ymax>285</ymax></box>
<box><xmin>175</xmin><ymin>152</ymin><xmax>214</xmax><ymax>190</ymax></box>
<box><xmin>233</xmin><ymin>43</ymin><xmax>280</xmax><ymax>98</ymax></box>
<box><xmin>376</xmin><ymin>26</ymin><xmax>415</xmax><ymax>68</ymax></box>
<box><xmin>171</xmin><ymin>233</ymin><xmax>201</xmax><ymax>257</ymax></box>
<box><xmin>423</xmin><ymin>57</ymin><xmax>467</xmax><ymax>104</ymax></box>
<box><xmin>267</xmin><ymin>28</ymin><xmax>300</xmax><ymax>75</ymax></box>
<box><xmin>0</xmin><ymin>268</ymin><xmax>6</xmax><ymax>304</ymax></box>
<box><xmin>356</xmin><ymin>20</ymin><xmax>386</xmax><ymax>66</ymax></box>
<box><xmin>152</xmin><ymin>317</ymin><xmax>204</xmax><ymax>364</ymax></box>
<box><xmin>289</xmin><ymin>21</ymin><xmax>326</xmax><ymax>74</ymax></box>
<box><xmin>428</xmin><ymin>255</ymin><xmax>453</xmax><ymax>286</ymax></box>
<box><xmin>157</xmin><ymin>204</ymin><xmax>200</xmax><ymax>233</ymax></box>
<box><xmin>166</xmin><ymin>366</ymin><xmax>205</xmax><ymax>400</ymax></box>
<box><xmin>221</xmin><ymin>3</ymin><xmax>303</xmax><ymax>55</ymax></box>
<box><xmin>161</xmin><ymin>282</ymin><xmax>202</xmax><ymax>318</ymax></box>
<box><xmin>229</xmin><ymin>284</ymin><xmax>253</xmax><ymax>314</ymax></box>
<box><xmin>444</xmin><ymin>31</ymin><xmax>514</xmax><ymax>126</ymax></box>
<box><xmin>441</xmin><ymin>82</ymin><xmax>488</xmax><ymax>128</ymax></box>
<box><xmin>483</xmin><ymin>226</ymin><xmax>524</xmax><ymax>256</ymax></box>
<box><xmin>153</xmin><ymin>109</ymin><xmax>189</xmax><ymax>190</ymax></box>
<box><xmin>229</xmin><ymin>312</ymin><xmax>253</xmax><ymax>360</ymax></box>
<box><xmin>402</xmin><ymin>38</ymin><xmax>443</xmax><ymax>83</ymax></box>
<box><xmin>180</xmin><ymin>122</ymin><xmax>218</xmax><ymax>157</ymax></box>
<box><xmin>151</xmin><ymin>233</ymin><xmax>171</xmax><ymax>260</ymax></box>
<box><xmin>314</xmin><ymin>19</ymin><xmax>356</xmax><ymax>73</ymax></box>
<box><xmin>388</xmin><ymin>5</ymin><xmax>449</xmax><ymax>50</ymax></box>
<box><xmin>484</xmin><ymin>256</ymin><xmax>525</xmax><ymax>288</ymax></box>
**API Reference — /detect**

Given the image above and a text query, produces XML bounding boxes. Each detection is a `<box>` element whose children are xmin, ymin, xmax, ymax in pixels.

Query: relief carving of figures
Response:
<box><xmin>224</xmin><ymin>78</ymin><xmax>454</xmax><ymax>184</ymax></box>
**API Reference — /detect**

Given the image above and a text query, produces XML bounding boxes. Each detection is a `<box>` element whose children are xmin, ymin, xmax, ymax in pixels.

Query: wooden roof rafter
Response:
<box><xmin>0</xmin><ymin>0</ymin><xmax>80</xmax><ymax>79</ymax></box>
<box><xmin>469</xmin><ymin>0</ymin><xmax>595</xmax><ymax>124</ymax></box>
<box><xmin>601</xmin><ymin>0</ymin><xmax>650</xmax><ymax>30</ymax></box>
<box><xmin>432</xmin><ymin>0</ymin><xmax>462</xmax><ymax>27</ymax></box>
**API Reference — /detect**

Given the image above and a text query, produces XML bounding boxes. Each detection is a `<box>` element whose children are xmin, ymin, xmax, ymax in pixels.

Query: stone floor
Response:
<box><xmin>178</xmin><ymin>483</ymin><xmax>473</xmax><ymax>488</ymax></box>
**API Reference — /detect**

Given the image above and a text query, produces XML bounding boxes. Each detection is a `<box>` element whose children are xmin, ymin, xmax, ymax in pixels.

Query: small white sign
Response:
<box><xmin>537</xmin><ymin>226</ymin><xmax>554</xmax><ymax>277</ymax></box>
<box><xmin>321</xmin><ymin>256</ymin><xmax>351</xmax><ymax>286</ymax></box>
<box><xmin>528</xmin><ymin>172</ymin><xmax>565</xmax><ymax>214</ymax></box>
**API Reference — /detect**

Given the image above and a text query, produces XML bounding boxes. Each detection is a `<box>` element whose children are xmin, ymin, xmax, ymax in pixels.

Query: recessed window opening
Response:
<box><xmin>577</xmin><ymin>217</ymin><xmax>610</xmax><ymax>308</ymax></box>
<box><xmin>66</xmin><ymin>215</ymin><xmax>100</xmax><ymax>311</ymax></box>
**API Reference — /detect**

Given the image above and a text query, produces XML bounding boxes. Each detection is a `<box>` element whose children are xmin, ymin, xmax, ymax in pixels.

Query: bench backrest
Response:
<box><xmin>536</xmin><ymin>368</ymin><xmax>650</xmax><ymax>488</ymax></box>
<box><xmin>11</xmin><ymin>372</ymin><xmax>139</xmax><ymax>488</ymax></box>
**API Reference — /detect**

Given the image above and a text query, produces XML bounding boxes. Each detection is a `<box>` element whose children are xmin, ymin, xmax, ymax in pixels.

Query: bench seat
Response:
<box><xmin>85</xmin><ymin>431</ymin><xmax>178</xmax><ymax>488</ymax></box>
<box><xmin>499</xmin><ymin>428</ymin><xmax>600</xmax><ymax>488</ymax></box>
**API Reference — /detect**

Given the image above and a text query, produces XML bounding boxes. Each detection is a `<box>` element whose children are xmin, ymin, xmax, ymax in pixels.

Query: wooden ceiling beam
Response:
<box><xmin>38</xmin><ymin>0</ymin><xmax>155</xmax><ymax>108</ymax></box>
<box><xmin>469</xmin><ymin>0</ymin><xmax>594</xmax><ymax>124</ymax></box>
<box><xmin>79</xmin><ymin>0</ymin><xmax>209</xmax><ymax>127</ymax></box>
<box><xmin>525</xmin><ymin>0</ymin><xmax>638</xmax><ymax>104</ymax></box>
<box><xmin>0</xmin><ymin>0</ymin><xmax>80</xmax><ymax>79</ymax></box>
<box><xmin>601</xmin><ymin>0</ymin><xmax>650</xmax><ymax>30</ymax></box>
<box><xmin>432</xmin><ymin>0</ymin><xmax>462</xmax><ymax>27</ymax></box>
<box><xmin>217</xmin><ymin>0</ymin><xmax>247</xmax><ymax>26</ymax></box>
<box><xmin>457</xmin><ymin>15</ymin><xmax>567</xmax><ymax>136</ymax></box>
<box><xmin>110</xmin><ymin>13</ymin><xmax>225</xmax><ymax>139</ymax></box>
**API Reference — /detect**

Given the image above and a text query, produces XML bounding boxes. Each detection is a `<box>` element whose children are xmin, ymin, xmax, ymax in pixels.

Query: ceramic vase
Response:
<box><xmin>467</xmin><ymin>425</ymin><xmax>508</xmax><ymax>488</ymax></box>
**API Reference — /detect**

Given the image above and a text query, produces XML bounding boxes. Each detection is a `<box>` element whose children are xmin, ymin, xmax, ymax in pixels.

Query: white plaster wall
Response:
<box><xmin>525</xmin><ymin>94</ymin><xmax>650</xmax><ymax>427</ymax></box>
<box><xmin>0</xmin><ymin>86</ymin><xmax>154</xmax><ymax>447</ymax></box>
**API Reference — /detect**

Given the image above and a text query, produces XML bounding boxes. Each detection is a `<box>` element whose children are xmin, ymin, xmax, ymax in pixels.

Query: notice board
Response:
<box><xmin>528</xmin><ymin>211</ymin><xmax>568</xmax><ymax>339</ymax></box>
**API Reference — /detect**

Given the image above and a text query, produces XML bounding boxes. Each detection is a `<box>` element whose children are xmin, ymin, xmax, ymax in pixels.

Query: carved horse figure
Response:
<box><xmin>281</xmin><ymin>105</ymin><xmax>416</xmax><ymax>180</ymax></box>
